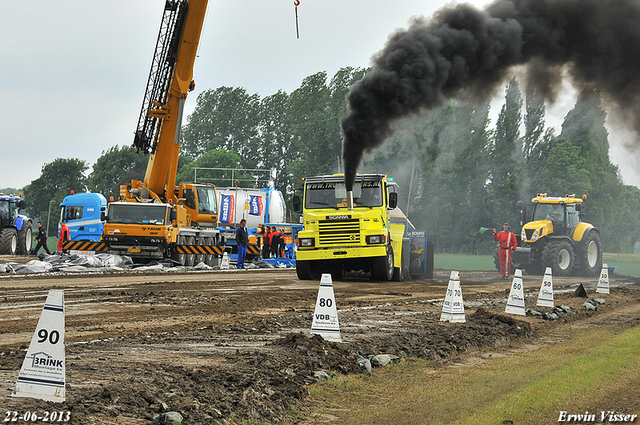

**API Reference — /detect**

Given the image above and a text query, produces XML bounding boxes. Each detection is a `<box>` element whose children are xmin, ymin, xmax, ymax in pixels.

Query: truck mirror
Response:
<box><xmin>388</xmin><ymin>192</ymin><xmax>398</xmax><ymax>209</ymax></box>
<box><xmin>293</xmin><ymin>195</ymin><xmax>302</xmax><ymax>213</ymax></box>
<box><xmin>170</xmin><ymin>209</ymin><xmax>178</xmax><ymax>223</ymax></box>
<box><xmin>100</xmin><ymin>211</ymin><xmax>106</xmax><ymax>222</ymax></box>
<box><xmin>18</xmin><ymin>200</ymin><xmax>26</xmax><ymax>210</ymax></box>
<box><xmin>516</xmin><ymin>200</ymin><xmax>524</xmax><ymax>212</ymax></box>
<box><xmin>575</xmin><ymin>203</ymin><xmax>582</xmax><ymax>212</ymax></box>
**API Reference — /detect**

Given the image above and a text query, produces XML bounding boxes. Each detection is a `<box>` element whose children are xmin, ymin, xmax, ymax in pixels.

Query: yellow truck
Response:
<box><xmin>293</xmin><ymin>174</ymin><xmax>426</xmax><ymax>281</ymax></box>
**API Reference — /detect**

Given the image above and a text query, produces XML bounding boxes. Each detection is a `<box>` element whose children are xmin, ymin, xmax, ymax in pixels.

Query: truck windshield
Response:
<box><xmin>108</xmin><ymin>204</ymin><xmax>167</xmax><ymax>225</ymax></box>
<box><xmin>197</xmin><ymin>186</ymin><xmax>218</xmax><ymax>214</ymax></box>
<box><xmin>305</xmin><ymin>181</ymin><xmax>383</xmax><ymax>209</ymax></box>
<box><xmin>532</xmin><ymin>204</ymin><xmax>564</xmax><ymax>222</ymax></box>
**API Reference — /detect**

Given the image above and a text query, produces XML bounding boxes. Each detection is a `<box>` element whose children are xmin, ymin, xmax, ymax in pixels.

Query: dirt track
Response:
<box><xmin>1</xmin><ymin>258</ymin><xmax>639</xmax><ymax>424</ymax></box>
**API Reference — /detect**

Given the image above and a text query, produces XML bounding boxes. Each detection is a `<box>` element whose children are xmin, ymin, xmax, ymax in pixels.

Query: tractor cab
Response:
<box><xmin>518</xmin><ymin>194</ymin><xmax>583</xmax><ymax>244</ymax></box>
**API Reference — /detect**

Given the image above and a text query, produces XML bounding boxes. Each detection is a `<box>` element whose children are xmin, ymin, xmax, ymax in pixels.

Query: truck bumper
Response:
<box><xmin>107</xmin><ymin>245</ymin><xmax>164</xmax><ymax>259</ymax></box>
<box><xmin>296</xmin><ymin>245</ymin><xmax>387</xmax><ymax>261</ymax></box>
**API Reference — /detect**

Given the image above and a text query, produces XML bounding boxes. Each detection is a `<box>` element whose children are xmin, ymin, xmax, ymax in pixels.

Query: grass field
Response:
<box><xmin>435</xmin><ymin>253</ymin><xmax>640</xmax><ymax>277</ymax></box>
<box><xmin>308</xmin><ymin>323</ymin><xmax>640</xmax><ymax>424</ymax></box>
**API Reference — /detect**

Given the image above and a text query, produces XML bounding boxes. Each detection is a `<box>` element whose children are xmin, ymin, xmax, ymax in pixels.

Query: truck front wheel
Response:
<box><xmin>296</xmin><ymin>260</ymin><xmax>319</xmax><ymax>280</ymax></box>
<box><xmin>372</xmin><ymin>245</ymin><xmax>394</xmax><ymax>281</ymax></box>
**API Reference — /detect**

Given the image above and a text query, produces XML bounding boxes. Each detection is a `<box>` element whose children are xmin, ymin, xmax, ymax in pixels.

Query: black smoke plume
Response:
<box><xmin>341</xmin><ymin>0</ymin><xmax>640</xmax><ymax>190</ymax></box>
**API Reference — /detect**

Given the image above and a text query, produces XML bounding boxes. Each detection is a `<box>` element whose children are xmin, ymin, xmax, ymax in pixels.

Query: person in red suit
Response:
<box><xmin>58</xmin><ymin>222</ymin><xmax>70</xmax><ymax>254</ymax></box>
<box><xmin>493</xmin><ymin>223</ymin><xmax>517</xmax><ymax>279</ymax></box>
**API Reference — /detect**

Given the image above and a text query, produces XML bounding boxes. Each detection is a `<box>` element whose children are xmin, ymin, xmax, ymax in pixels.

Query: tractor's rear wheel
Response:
<box><xmin>17</xmin><ymin>220</ymin><xmax>32</xmax><ymax>255</ymax></box>
<box><xmin>577</xmin><ymin>231</ymin><xmax>602</xmax><ymax>277</ymax></box>
<box><xmin>542</xmin><ymin>240</ymin><xmax>574</xmax><ymax>277</ymax></box>
<box><xmin>0</xmin><ymin>228</ymin><xmax>18</xmax><ymax>255</ymax></box>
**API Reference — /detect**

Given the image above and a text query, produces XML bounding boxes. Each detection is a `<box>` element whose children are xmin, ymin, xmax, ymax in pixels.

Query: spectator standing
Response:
<box><xmin>235</xmin><ymin>219</ymin><xmax>248</xmax><ymax>269</ymax></box>
<box><xmin>57</xmin><ymin>222</ymin><xmax>70</xmax><ymax>253</ymax></box>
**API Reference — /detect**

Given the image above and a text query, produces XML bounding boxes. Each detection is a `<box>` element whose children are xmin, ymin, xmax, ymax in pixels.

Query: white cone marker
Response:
<box><xmin>13</xmin><ymin>290</ymin><xmax>66</xmax><ymax>402</ymax></box>
<box><xmin>310</xmin><ymin>273</ymin><xmax>341</xmax><ymax>342</ymax></box>
<box><xmin>596</xmin><ymin>263</ymin><xmax>610</xmax><ymax>294</ymax></box>
<box><xmin>536</xmin><ymin>267</ymin><xmax>554</xmax><ymax>307</ymax></box>
<box><xmin>505</xmin><ymin>269</ymin><xmax>526</xmax><ymax>316</ymax></box>
<box><xmin>221</xmin><ymin>252</ymin><xmax>230</xmax><ymax>269</ymax></box>
<box><xmin>441</xmin><ymin>271</ymin><xmax>465</xmax><ymax>323</ymax></box>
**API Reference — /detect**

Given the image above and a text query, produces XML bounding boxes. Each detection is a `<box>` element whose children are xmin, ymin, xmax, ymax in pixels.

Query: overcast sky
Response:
<box><xmin>1</xmin><ymin>0</ymin><xmax>639</xmax><ymax>191</ymax></box>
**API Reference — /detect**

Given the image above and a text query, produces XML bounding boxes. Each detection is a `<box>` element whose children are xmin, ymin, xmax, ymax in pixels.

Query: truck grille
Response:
<box><xmin>318</xmin><ymin>219</ymin><xmax>360</xmax><ymax>245</ymax></box>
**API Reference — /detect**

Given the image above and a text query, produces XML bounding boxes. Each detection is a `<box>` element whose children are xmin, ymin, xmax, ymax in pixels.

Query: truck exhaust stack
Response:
<box><xmin>347</xmin><ymin>191</ymin><xmax>354</xmax><ymax>211</ymax></box>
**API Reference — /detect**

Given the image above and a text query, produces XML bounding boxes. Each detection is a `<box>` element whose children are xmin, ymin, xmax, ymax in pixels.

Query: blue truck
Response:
<box><xmin>59</xmin><ymin>192</ymin><xmax>107</xmax><ymax>242</ymax></box>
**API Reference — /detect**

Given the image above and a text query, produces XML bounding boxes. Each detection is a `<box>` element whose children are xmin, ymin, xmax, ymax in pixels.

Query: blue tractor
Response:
<box><xmin>0</xmin><ymin>194</ymin><xmax>32</xmax><ymax>255</ymax></box>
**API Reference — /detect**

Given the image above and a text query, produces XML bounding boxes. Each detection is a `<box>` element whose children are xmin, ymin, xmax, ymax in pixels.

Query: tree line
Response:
<box><xmin>22</xmin><ymin>68</ymin><xmax>640</xmax><ymax>253</ymax></box>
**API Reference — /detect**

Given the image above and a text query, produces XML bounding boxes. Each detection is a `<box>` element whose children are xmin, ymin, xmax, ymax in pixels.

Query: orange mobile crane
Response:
<box><xmin>100</xmin><ymin>0</ymin><xmax>223</xmax><ymax>265</ymax></box>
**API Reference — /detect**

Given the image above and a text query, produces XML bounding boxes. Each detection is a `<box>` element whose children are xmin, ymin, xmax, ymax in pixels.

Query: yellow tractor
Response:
<box><xmin>510</xmin><ymin>193</ymin><xmax>602</xmax><ymax>276</ymax></box>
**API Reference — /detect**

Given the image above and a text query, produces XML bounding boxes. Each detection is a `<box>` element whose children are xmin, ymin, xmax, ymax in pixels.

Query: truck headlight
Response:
<box><xmin>521</xmin><ymin>227</ymin><xmax>526</xmax><ymax>240</ymax></box>
<box><xmin>299</xmin><ymin>238</ymin><xmax>315</xmax><ymax>247</ymax></box>
<box><xmin>366</xmin><ymin>235</ymin><xmax>383</xmax><ymax>244</ymax></box>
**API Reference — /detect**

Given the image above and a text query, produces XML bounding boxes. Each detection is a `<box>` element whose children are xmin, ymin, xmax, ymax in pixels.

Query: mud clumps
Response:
<box><xmin>350</xmin><ymin>308</ymin><xmax>532</xmax><ymax>362</ymax></box>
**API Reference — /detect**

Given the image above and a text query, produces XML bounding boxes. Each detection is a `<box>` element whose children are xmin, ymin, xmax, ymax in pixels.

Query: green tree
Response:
<box><xmin>487</xmin><ymin>77</ymin><xmax>523</xmax><ymax>227</ymax></box>
<box><xmin>257</xmin><ymin>90</ymin><xmax>294</xmax><ymax>194</ymax></box>
<box><xmin>88</xmin><ymin>145</ymin><xmax>148</xmax><ymax>200</ymax></box>
<box><xmin>23</xmin><ymin>158</ymin><xmax>88</xmax><ymax>226</ymax></box>
<box><xmin>176</xmin><ymin>148</ymin><xmax>247</xmax><ymax>187</ymax></box>
<box><xmin>181</xmin><ymin>86</ymin><xmax>260</xmax><ymax>163</ymax></box>
<box><xmin>288</xmin><ymin>72</ymin><xmax>333</xmax><ymax>183</ymax></box>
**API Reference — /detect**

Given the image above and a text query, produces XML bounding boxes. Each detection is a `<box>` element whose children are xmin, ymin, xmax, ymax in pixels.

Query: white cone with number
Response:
<box><xmin>13</xmin><ymin>290</ymin><xmax>65</xmax><ymax>402</ymax></box>
<box><xmin>536</xmin><ymin>267</ymin><xmax>554</xmax><ymax>307</ymax></box>
<box><xmin>221</xmin><ymin>252</ymin><xmax>230</xmax><ymax>269</ymax></box>
<box><xmin>596</xmin><ymin>263</ymin><xmax>610</xmax><ymax>294</ymax></box>
<box><xmin>505</xmin><ymin>269</ymin><xmax>526</xmax><ymax>316</ymax></box>
<box><xmin>311</xmin><ymin>274</ymin><xmax>341</xmax><ymax>342</ymax></box>
<box><xmin>440</xmin><ymin>271</ymin><xmax>465</xmax><ymax>323</ymax></box>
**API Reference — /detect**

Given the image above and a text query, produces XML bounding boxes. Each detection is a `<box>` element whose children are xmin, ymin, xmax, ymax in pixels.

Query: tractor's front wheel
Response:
<box><xmin>17</xmin><ymin>220</ymin><xmax>32</xmax><ymax>255</ymax></box>
<box><xmin>0</xmin><ymin>228</ymin><xmax>18</xmax><ymax>255</ymax></box>
<box><xmin>542</xmin><ymin>239</ymin><xmax>575</xmax><ymax>277</ymax></box>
